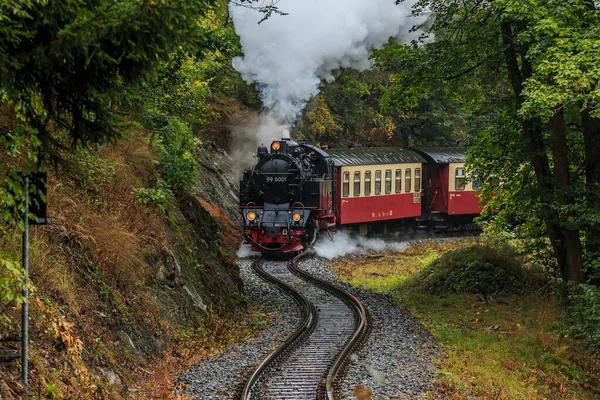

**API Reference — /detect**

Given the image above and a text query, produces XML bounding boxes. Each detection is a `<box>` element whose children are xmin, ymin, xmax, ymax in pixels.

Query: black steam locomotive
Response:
<box><xmin>239</xmin><ymin>138</ymin><xmax>337</xmax><ymax>252</ymax></box>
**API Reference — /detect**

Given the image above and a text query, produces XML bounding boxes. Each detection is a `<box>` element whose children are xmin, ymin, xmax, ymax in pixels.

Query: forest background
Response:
<box><xmin>1</xmin><ymin>0</ymin><xmax>599</xmax><ymax>397</ymax></box>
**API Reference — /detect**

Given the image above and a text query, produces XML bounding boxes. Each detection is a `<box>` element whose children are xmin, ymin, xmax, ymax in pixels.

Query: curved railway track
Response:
<box><xmin>240</xmin><ymin>251</ymin><xmax>369</xmax><ymax>400</ymax></box>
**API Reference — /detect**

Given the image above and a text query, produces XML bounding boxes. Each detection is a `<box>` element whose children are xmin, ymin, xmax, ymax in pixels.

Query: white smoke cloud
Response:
<box><xmin>256</xmin><ymin>113</ymin><xmax>290</xmax><ymax>143</ymax></box>
<box><xmin>237</xmin><ymin>243</ymin><xmax>260</xmax><ymax>258</ymax></box>
<box><xmin>314</xmin><ymin>230</ymin><xmax>408</xmax><ymax>259</ymax></box>
<box><xmin>230</xmin><ymin>0</ymin><xmax>423</xmax><ymax>123</ymax></box>
<box><xmin>227</xmin><ymin>112</ymin><xmax>291</xmax><ymax>174</ymax></box>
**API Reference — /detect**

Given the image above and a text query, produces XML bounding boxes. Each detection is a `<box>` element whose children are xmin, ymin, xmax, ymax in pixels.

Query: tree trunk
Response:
<box><xmin>500</xmin><ymin>21</ymin><xmax>569</xmax><ymax>278</ymax></box>
<box><xmin>582</xmin><ymin>110</ymin><xmax>600</xmax><ymax>279</ymax></box>
<box><xmin>550</xmin><ymin>108</ymin><xmax>584</xmax><ymax>282</ymax></box>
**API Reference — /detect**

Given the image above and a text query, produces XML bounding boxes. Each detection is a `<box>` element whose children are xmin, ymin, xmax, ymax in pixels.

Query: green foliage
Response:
<box><xmin>0</xmin><ymin>0</ymin><xmax>214</xmax><ymax>156</ymax></box>
<box><xmin>501</xmin><ymin>0</ymin><xmax>600</xmax><ymax>120</ymax></box>
<box><xmin>131</xmin><ymin>3</ymin><xmax>260</xmax><ymax>128</ymax></box>
<box><xmin>43</xmin><ymin>383</ymin><xmax>61</xmax><ymax>399</ymax></box>
<box><xmin>297</xmin><ymin>95</ymin><xmax>342</xmax><ymax>145</ymax></box>
<box><xmin>148</xmin><ymin>115</ymin><xmax>198</xmax><ymax>194</ymax></box>
<box><xmin>1</xmin><ymin>0</ymin><xmax>216</xmax><ymax>317</ymax></box>
<box><xmin>0</xmin><ymin>254</ymin><xmax>29</xmax><ymax>307</ymax></box>
<box><xmin>568</xmin><ymin>283</ymin><xmax>600</xmax><ymax>354</ymax></box>
<box><xmin>66</xmin><ymin>148</ymin><xmax>116</xmax><ymax>194</ymax></box>
<box><xmin>378</xmin><ymin>0</ymin><xmax>600</xmax><ymax>282</ymax></box>
<box><xmin>413</xmin><ymin>241</ymin><xmax>542</xmax><ymax>300</ymax></box>
<box><xmin>296</xmin><ymin>51</ymin><xmax>469</xmax><ymax>148</ymax></box>
<box><xmin>132</xmin><ymin>185</ymin><xmax>173</xmax><ymax>212</ymax></box>
<box><xmin>140</xmin><ymin>54</ymin><xmax>218</xmax><ymax>127</ymax></box>
<box><xmin>0</xmin><ymin>172</ymin><xmax>42</xmax><ymax>316</ymax></box>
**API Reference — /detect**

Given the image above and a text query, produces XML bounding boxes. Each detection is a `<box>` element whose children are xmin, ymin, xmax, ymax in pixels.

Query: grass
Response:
<box><xmin>331</xmin><ymin>239</ymin><xmax>470</xmax><ymax>292</ymax></box>
<box><xmin>330</xmin><ymin>239</ymin><xmax>600</xmax><ymax>400</ymax></box>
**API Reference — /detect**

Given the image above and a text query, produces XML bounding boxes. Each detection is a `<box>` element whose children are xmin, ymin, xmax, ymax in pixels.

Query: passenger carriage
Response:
<box><xmin>412</xmin><ymin>147</ymin><xmax>483</xmax><ymax>229</ymax></box>
<box><xmin>326</xmin><ymin>148</ymin><xmax>427</xmax><ymax>231</ymax></box>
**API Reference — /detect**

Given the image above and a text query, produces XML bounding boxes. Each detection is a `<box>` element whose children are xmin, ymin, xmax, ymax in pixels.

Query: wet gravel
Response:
<box><xmin>297</xmin><ymin>254</ymin><xmax>439</xmax><ymax>399</ymax></box>
<box><xmin>179</xmin><ymin>251</ymin><xmax>439</xmax><ymax>399</ymax></box>
<box><xmin>178</xmin><ymin>258</ymin><xmax>302</xmax><ymax>399</ymax></box>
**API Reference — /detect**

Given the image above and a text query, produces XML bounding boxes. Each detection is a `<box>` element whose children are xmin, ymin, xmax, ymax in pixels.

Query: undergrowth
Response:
<box><xmin>332</xmin><ymin>238</ymin><xmax>600</xmax><ymax>400</ymax></box>
<box><xmin>566</xmin><ymin>283</ymin><xmax>600</xmax><ymax>356</ymax></box>
<box><xmin>0</xmin><ymin>126</ymin><xmax>247</xmax><ymax>399</ymax></box>
<box><xmin>409</xmin><ymin>240</ymin><xmax>547</xmax><ymax>301</ymax></box>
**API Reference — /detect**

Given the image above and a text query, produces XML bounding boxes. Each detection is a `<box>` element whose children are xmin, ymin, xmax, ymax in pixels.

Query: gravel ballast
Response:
<box><xmin>298</xmin><ymin>255</ymin><xmax>439</xmax><ymax>399</ymax></box>
<box><xmin>178</xmin><ymin>252</ymin><xmax>439</xmax><ymax>399</ymax></box>
<box><xmin>178</xmin><ymin>258</ymin><xmax>302</xmax><ymax>399</ymax></box>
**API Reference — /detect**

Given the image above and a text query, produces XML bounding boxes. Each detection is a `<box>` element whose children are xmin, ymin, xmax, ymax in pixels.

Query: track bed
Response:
<box><xmin>242</xmin><ymin>253</ymin><xmax>368</xmax><ymax>399</ymax></box>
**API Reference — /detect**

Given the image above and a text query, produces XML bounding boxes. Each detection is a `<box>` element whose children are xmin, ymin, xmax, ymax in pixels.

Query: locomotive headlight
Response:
<box><xmin>247</xmin><ymin>212</ymin><xmax>257</xmax><ymax>222</ymax></box>
<box><xmin>271</xmin><ymin>142</ymin><xmax>281</xmax><ymax>151</ymax></box>
<box><xmin>292</xmin><ymin>213</ymin><xmax>302</xmax><ymax>222</ymax></box>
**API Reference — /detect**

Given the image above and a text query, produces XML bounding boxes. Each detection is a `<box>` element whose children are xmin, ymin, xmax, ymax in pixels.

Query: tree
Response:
<box><xmin>0</xmin><ymin>0</ymin><xmax>215</xmax><ymax>312</ymax></box>
<box><xmin>0</xmin><ymin>0</ymin><xmax>214</xmax><ymax>159</ymax></box>
<box><xmin>380</xmin><ymin>0</ymin><xmax>600</xmax><ymax>282</ymax></box>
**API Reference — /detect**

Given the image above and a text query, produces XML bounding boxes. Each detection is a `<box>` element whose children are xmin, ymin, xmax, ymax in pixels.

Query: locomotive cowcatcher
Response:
<box><xmin>239</xmin><ymin>138</ymin><xmax>336</xmax><ymax>253</ymax></box>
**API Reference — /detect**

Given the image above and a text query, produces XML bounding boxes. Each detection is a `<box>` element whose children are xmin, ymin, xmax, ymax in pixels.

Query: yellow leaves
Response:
<box><xmin>193</xmin><ymin>80</ymin><xmax>208</xmax><ymax>88</ymax></box>
<box><xmin>304</xmin><ymin>95</ymin><xmax>341</xmax><ymax>140</ymax></box>
<box><xmin>51</xmin><ymin>316</ymin><xmax>83</xmax><ymax>357</ymax></box>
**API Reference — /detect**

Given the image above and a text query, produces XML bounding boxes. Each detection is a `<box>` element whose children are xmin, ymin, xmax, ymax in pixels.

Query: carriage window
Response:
<box><xmin>343</xmin><ymin>172</ymin><xmax>350</xmax><ymax>197</ymax></box>
<box><xmin>472</xmin><ymin>172</ymin><xmax>481</xmax><ymax>190</ymax></box>
<box><xmin>415</xmin><ymin>168</ymin><xmax>421</xmax><ymax>192</ymax></box>
<box><xmin>405</xmin><ymin>169</ymin><xmax>412</xmax><ymax>192</ymax></box>
<box><xmin>455</xmin><ymin>168</ymin><xmax>466</xmax><ymax>190</ymax></box>
<box><xmin>395</xmin><ymin>169</ymin><xmax>402</xmax><ymax>193</ymax></box>
<box><xmin>385</xmin><ymin>170</ymin><xmax>392</xmax><ymax>194</ymax></box>
<box><xmin>375</xmin><ymin>170</ymin><xmax>382</xmax><ymax>195</ymax></box>
<box><xmin>353</xmin><ymin>171</ymin><xmax>361</xmax><ymax>197</ymax></box>
<box><xmin>364</xmin><ymin>171</ymin><xmax>371</xmax><ymax>196</ymax></box>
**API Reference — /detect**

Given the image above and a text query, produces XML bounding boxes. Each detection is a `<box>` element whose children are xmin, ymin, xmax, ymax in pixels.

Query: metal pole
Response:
<box><xmin>22</xmin><ymin>175</ymin><xmax>29</xmax><ymax>385</ymax></box>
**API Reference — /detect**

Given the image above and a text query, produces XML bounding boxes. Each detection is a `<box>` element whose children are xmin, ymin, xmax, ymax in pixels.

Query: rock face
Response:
<box><xmin>194</xmin><ymin>140</ymin><xmax>242</xmax><ymax>224</ymax></box>
<box><xmin>157</xmin><ymin>192</ymin><xmax>244</xmax><ymax>325</ymax></box>
<box><xmin>144</xmin><ymin>140</ymin><xmax>246</xmax><ymax>332</ymax></box>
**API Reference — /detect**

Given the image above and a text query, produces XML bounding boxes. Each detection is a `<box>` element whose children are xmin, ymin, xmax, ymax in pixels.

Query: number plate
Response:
<box><xmin>264</xmin><ymin>175</ymin><xmax>288</xmax><ymax>183</ymax></box>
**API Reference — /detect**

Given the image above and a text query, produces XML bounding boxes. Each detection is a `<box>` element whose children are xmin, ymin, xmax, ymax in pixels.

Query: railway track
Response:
<box><xmin>240</xmin><ymin>251</ymin><xmax>369</xmax><ymax>400</ymax></box>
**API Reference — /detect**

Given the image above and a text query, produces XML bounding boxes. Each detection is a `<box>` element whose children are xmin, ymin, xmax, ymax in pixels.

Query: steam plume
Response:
<box><xmin>230</xmin><ymin>0</ymin><xmax>423</xmax><ymax>123</ymax></box>
<box><xmin>314</xmin><ymin>230</ymin><xmax>408</xmax><ymax>259</ymax></box>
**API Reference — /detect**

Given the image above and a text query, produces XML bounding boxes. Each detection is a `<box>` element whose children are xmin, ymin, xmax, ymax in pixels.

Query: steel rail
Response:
<box><xmin>289</xmin><ymin>250</ymin><xmax>369</xmax><ymax>400</ymax></box>
<box><xmin>240</xmin><ymin>252</ymin><xmax>369</xmax><ymax>399</ymax></box>
<box><xmin>240</xmin><ymin>256</ymin><xmax>317</xmax><ymax>400</ymax></box>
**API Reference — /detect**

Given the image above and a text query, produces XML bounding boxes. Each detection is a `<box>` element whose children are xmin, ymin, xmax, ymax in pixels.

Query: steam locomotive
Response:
<box><xmin>240</xmin><ymin>139</ymin><xmax>482</xmax><ymax>253</ymax></box>
<box><xmin>239</xmin><ymin>138</ymin><xmax>337</xmax><ymax>252</ymax></box>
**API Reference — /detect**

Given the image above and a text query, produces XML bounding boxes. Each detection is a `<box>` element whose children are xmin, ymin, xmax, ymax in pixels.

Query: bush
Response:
<box><xmin>568</xmin><ymin>283</ymin><xmax>600</xmax><ymax>355</ymax></box>
<box><xmin>132</xmin><ymin>186</ymin><xmax>173</xmax><ymax>212</ymax></box>
<box><xmin>148</xmin><ymin>115</ymin><xmax>198</xmax><ymax>194</ymax></box>
<box><xmin>67</xmin><ymin>148</ymin><xmax>116</xmax><ymax>194</ymax></box>
<box><xmin>412</xmin><ymin>241</ymin><xmax>543</xmax><ymax>301</ymax></box>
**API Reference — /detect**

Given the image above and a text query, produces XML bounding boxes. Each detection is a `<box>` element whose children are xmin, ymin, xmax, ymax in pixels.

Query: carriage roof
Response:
<box><xmin>325</xmin><ymin>147</ymin><xmax>426</xmax><ymax>167</ymax></box>
<box><xmin>410</xmin><ymin>147</ymin><xmax>467</xmax><ymax>164</ymax></box>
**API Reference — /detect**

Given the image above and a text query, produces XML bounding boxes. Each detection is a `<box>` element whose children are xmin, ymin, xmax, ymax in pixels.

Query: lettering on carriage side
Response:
<box><xmin>372</xmin><ymin>210</ymin><xmax>394</xmax><ymax>218</ymax></box>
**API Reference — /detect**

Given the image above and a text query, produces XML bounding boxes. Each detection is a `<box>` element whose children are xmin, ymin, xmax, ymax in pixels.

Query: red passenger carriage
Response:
<box><xmin>326</xmin><ymin>148</ymin><xmax>427</xmax><ymax>230</ymax></box>
<box><xmin>412</xmin><ymin>148</ymin><xmax>483</xmax><ymax>229</ymax></box>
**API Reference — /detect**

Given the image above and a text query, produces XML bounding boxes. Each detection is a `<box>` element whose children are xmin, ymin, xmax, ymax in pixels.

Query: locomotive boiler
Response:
<box><xmin>239</xmin><ymin>139</ymin><xmax>336</xmax><ymax>253</ymax></box>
